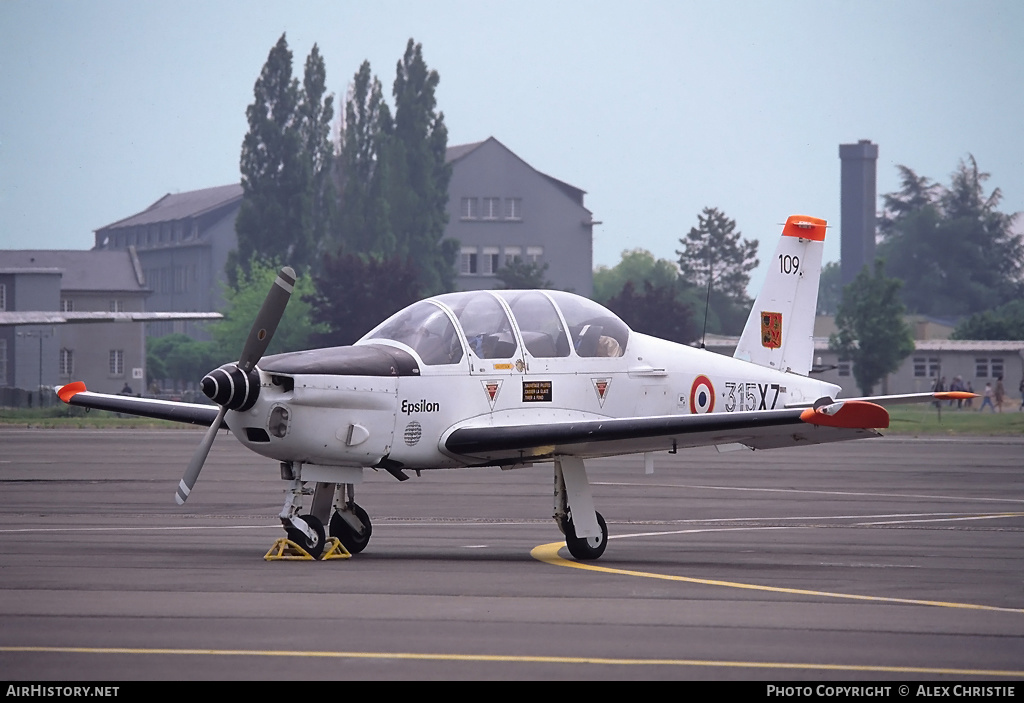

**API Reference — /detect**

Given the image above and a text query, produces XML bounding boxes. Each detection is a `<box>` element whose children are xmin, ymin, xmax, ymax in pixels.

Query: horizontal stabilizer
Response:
<box><xmin>799</xmin><ymin>400</ymin><xmax>889</xmax><ymax>429</ymax></box>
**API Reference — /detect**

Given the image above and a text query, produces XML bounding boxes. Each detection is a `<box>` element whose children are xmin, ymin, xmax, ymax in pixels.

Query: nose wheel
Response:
<box><xmin>285</xmin><ymin>514</ymin><xmax>326</xmax><ymax>559</ymax></box>
<box><xmin>330</xmin><ymin>503</ymin><xmax>372</xmax><ymax>554</ymax></box>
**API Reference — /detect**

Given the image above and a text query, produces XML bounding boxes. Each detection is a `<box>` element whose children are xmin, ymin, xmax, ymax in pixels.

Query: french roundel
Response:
<box><xmin>689</xmin><ymin>375</ymin><xmax>715</xmax><ymax>414</ymax></box>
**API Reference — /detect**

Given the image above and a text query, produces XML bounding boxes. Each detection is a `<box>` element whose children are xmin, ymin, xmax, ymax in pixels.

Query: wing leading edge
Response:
<box><xmin>444</xmin><ymin>400</ymin><xmax>888</xmax><ymax>464</ymax></box>
<box><xmin>56</xmin><ymin>382</ymin><xmax>223</xmax><ymax>427</ymax></box>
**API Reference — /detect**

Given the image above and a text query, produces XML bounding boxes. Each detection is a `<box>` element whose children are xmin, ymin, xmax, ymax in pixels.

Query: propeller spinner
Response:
<box><xmin>174</xmin><ymin>266</ymin><xmax>296</xmax><ymax>505</ymax></box>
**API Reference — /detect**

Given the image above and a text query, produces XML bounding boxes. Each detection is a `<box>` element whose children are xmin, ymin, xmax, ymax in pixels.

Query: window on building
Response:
<box><xmin>482</xmin><ymin>198</ymin><xmax>501</xmax><ymax>220</ymax></box>
<box><xmin>913</xmin><ymin>356</ymin><xmax>940</xmax><ymax>378</ymax></box>
<box><xmin>526</xmin><ymin>246</ymin><xmax>544</xmax><ymax>264</ymax></box>
<box><xmin>109</xmin><ymin>299</ymin><xmax>123</xmax><ymax>313</ymax></box>
<box><xmin>504</xmin><ymin>247</ymin><xmax>522</xmax><ymax>265</ymax></box>
<box><xmin>977</xmin><ymin>357</ymin><xmax>1005</xmax><ymax>379</ymax></box>
<box><xmin>0</xmin><ymin>338</ymin><xmax>7</xmax><ymax>386</ymax></box>
<box><xmin>0</xmin><ymin>283</ymin><xmax>5</xmax><ymax>311</ymax></box>
<box><xmin>60</xmin><ymin>298</ymin><xmax>74</xmax><ymax>312</ymax></box>
<box><xmin>60</xmin><ymin>348</ymin><xmax>74</xmax><ymax>378</ymax></box>
<box><xmin>914</xmin><ymin>357</ymin><xmax>940</xmax><ymax>378</ymax></box>
<box><xmin>505</xmin><ymin>198</ymin><xmax>522</xmax><ymax>220</ymax></box>
<box><xmin>460</xmin><ymin>198</ymin><xmax>479</xmax><ymax>220</ymax></box>
<box><xmin>460</xmin><ymin>248</ymin><xmax>478</xmax><ymax>275</ymax></box>
<box><xmin>109</xmin><ymin>349</ymin><xmax>124</xmax><ymax>376</ymax></box>
<box><xmin>481</xmin><ymin>248</ymin><xmax>500</xmax><ymax>275</ymax></box>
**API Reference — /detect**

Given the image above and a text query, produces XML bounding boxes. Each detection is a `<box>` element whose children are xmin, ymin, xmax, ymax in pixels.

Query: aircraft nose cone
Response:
<box><xmin>201</xmin><ymin>374</ymin><xmax>218</xmax><ymax>401</ymax></box>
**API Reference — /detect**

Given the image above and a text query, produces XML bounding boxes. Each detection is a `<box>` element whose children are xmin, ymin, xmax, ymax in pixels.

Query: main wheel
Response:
<box><xmin>564</xmin><ymin>511</ymin><xmax>608</xmax><ymax>561</ymax></box>
<box><xmin>329</xmin><ymin>503</ymin><xmax>372</xmax><ymax>554</ymax></box>
<box><xmin>286</xmin><ymin>514</ymin><xmax>326</xmax><ymax>559</ymax></box>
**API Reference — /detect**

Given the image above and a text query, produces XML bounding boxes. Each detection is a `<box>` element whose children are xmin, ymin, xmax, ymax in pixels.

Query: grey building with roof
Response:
<box><xmin>0</xmin><ymin>250</ymin><xmax>150</xmax><ymax>397</ymax></box>
<box><xmin>446</xmin><ymin>138</ymin><xmax>595</xmax><ymax>296</ymax></box>
<box><xmin>93</xmin><ymin>183</ymin><xmax>242</xmax><ymax>339</ymax></box>
<box><xmin>90</xmin><ymin>138</ymin><xmax>594</xmax><ymax>341</ymax></box>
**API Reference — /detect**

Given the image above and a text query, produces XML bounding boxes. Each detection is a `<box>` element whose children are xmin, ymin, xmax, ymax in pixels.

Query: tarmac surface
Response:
<box><xmin>0</xmin><ymin>428</ymin><xmax>1022</xmax><ymax>681</ymax></box>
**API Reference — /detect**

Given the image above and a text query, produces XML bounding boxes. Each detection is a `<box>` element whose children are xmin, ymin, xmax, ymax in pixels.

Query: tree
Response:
<box><xmin>496</xmin><ymin>259</ymin><xmax>552</xmax><ymax>289</ymax></box>
<box><xmin>952</xmin><ymin>300</ymin><xmax>1024</xmax><ymax>340</ymax></box>
<box><xmin>335</xmin><ymin>60</ymin><xmax>393</xmax><ymax>257</ymax></box>
<box><xmin>816</xmin><ymin>261</ymin><xmax>842</xmax><ymax>316</ymax></box>
<box><xmin>830</xmin><ymin>260</ymin><xmax>915</xmax><ymax>395</ymax></box>
<box><xmin>312</xmin><ymin>39</ymin><xmax>455</xmax><ymax>342</ymax></box>
<box><xmin>233</xmin><ymin>35</ymin><xmax>335</xmax><ymax>281</ymax></box>
<box><xmin>298</xmin><ymin>44</ymin><xmax>336</xmax><ymax>266</ymax></box>
<box><xmin>677</xmin><ymin>207</ymin><xmax>759</xmax><ymax>303</ymax></box>
<box><xmin>593</xmin><ymin>249</ymin><xmax>679</xmax><ymax>303</ymax></box>
<box><xmin>211</xmin><ymin>261</ymin><xmax>324</xmax><ymax>363</ymax></box>
<box><xmin>877</xmin><ymin>156</ymin><xmax>1024</xmax><ymax>316</ymax></box>
<box><xmin>676</xmin><ymin>208</ymin><xmax>759</xmax><ymax>334</ymax></box>
<box><xmin>306</xmin><ymin>253</ymin><xmax>421</xmax><ymax>347</ymax></box>
<box><xmin>604</xmin><ymin>280</ymin><xmax>698</xmax><ymax>345</ymax></box>
<box><xmin>331</xmin><ymin>39</ymin><xmax>454</xmax><ymax>297</ymax></box>
<box><xmin>383</xmin><ymin>39</ymin><xmax>456</xmax><ymax>297</ymax></box>
<box><xmin>146</xmin><ymin>334</ymin><xmax>217</xmax><ymax>392</ymax></box>
<box><xmin>877</xmin><ymin>165</ymin><xmax>940</xmax><ymax>239</ymax></box>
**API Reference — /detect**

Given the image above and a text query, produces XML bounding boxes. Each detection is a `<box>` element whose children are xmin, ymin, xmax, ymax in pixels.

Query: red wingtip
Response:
<box><xmin>57</xmin><ymin>381</ymin><xmax>87</xmax><ymax>403</ymax></box>
<box><xmin>934</xmin><ymin>391</ymin><xmax>978</xmax><ymax>401</ymax></box>
<box><xmin>800</xmin><ymin>400</ymin><xmax>889</xmax><ymax>429</ymax></box>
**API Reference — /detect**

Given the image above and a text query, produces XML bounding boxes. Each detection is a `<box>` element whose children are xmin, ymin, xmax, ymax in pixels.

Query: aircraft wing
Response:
<box><xmin>0</xmin><ymin>311</ymin><xmax>223</xmax><ymax>326</ymax></box>
<box><xmin>56</xmin><ymin>382</ymin><xmax>223</xmax><ymax>427</ymax></box>
<box><xmin>444</xmin><ymin>400</ymin><xmax>889</xmax><ymax>464</ymax></box>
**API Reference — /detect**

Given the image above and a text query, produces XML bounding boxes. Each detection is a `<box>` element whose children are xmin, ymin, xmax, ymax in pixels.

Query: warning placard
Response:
<box><xmin>522</xmin><ymin>380</ymin><xmax>552</xmax><ymax>402</ymax></box>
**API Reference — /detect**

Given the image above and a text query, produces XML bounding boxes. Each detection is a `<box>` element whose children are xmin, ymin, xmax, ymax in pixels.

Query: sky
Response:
<box><xmin>2</xmin><ymin>0</ymin><xmax>1022</xmax><ymax>294</ymax></box>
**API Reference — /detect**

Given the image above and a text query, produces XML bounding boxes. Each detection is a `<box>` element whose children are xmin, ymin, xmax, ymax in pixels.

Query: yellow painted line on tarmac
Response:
<box><xmin>1</xmin><ymin>646</ymin><xmax>1022</xmax><ymax>677</ymax></box>
<box><xmin>530</xmin><ymin>541</ymin><xmax>1024</xmax><ymax>615</ymax></box>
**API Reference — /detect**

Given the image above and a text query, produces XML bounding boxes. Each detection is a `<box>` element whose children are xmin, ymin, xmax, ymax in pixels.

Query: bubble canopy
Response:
<box><xmin>359</xmin><ymin>290</ymin><xmax>630</xmax><ymax>365</ymax></box>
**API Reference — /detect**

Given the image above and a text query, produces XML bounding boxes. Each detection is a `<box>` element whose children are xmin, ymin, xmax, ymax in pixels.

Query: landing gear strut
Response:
<box><xmin>276</xmin><ymin>462</ymin><xmax>372</xmax><ymax>559</ymax></box>
<box><xmin>553</xmin><ymin>456</ymin><xmax>608</xmax><ymax>560</ymax></box>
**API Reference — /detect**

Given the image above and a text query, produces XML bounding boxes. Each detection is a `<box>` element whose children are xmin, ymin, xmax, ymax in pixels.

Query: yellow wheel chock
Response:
<box><xmin>264</xmin><ymin>537</ymin><xmax>352</xmax><ymax>561</ymax></box>
<box><xmin>320</xmin><ymin>537</ymin><xmax>352</xmax><ymax>560</ymax></box>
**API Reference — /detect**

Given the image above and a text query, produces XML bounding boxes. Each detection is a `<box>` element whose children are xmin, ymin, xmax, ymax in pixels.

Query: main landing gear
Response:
<box><xmin>553</xmin><ymin>456</ymin><xmax>608</xmax><ymax>560</ymax></box>
<box><xmin>271</xmin><ymin>462</ymin><xmax>372</xmax><ymax>560</ymax></box>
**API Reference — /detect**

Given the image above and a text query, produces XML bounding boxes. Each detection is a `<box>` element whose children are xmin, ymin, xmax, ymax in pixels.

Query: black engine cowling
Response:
<box><xmin>201</xmin><ymin>364</ymin><xmax>260</xmax><ymax>411</ymax></box>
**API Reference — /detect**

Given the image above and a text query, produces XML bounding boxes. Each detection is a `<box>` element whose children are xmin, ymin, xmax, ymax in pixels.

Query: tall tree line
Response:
<box><xmin>877</xmin><ymin>155</ymin><xmax>1023</xmax><ymax>318</ymax></box>
<box><xmin>232</xmin><ymin>36</ymin><xmax>454</xmax><ymax>346</ymax></box>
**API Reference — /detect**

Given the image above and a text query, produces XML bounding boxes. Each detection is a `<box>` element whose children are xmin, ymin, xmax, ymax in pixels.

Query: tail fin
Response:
<box><xmin>734</xmin><ymin>215</ymin><xmax>826</xmax><ymax>375</ymax></box>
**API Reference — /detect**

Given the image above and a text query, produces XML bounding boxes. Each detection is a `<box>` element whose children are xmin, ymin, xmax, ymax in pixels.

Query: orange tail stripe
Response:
<box><xmin>782</xmin><ymin>214</ymin><xmax>827</xmax><ymax>241</ymax></box>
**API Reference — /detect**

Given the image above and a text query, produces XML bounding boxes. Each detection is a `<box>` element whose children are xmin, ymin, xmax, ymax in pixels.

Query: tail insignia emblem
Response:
<box><xmin>761</xmin><ymin>312</ymin><xmax>782</xmax><ymax>349</ymax></box>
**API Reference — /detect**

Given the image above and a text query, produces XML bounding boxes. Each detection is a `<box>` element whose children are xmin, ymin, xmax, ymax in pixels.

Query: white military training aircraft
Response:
<box><xmin>56</xmin><ymin>215</ymin><xmax>971</xmax><ymax>560</ymax></box>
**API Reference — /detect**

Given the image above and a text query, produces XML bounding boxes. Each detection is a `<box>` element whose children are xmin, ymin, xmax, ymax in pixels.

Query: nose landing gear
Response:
<box><xmin>267</xmin><ymin>463</ymin><xmax>371</xmax><ymax>561</ymax></box>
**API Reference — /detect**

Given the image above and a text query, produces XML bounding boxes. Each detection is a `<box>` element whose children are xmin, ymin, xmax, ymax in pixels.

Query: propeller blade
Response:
<box><xmin>175</xmin><ymin>404</ymin><xmax>228</xmax><ymax>505</ymax></box>
<box><xmin>237</xmin><ymin>266</ymin><xmax>296</xmax><ymax>373</ymax></box>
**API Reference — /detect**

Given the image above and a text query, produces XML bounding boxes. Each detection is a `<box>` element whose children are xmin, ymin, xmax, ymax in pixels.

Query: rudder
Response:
<box><xmin>734</xmin><ymin>215</ymin><xmax>826</xmax><ymax>375</ymax></box>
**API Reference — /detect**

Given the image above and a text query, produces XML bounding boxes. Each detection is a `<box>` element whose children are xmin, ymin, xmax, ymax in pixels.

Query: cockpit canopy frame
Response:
<box><xmin>359</xmin><ymin>290</ymin><xmax>630</xmax><ymax>366</ymax></box>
